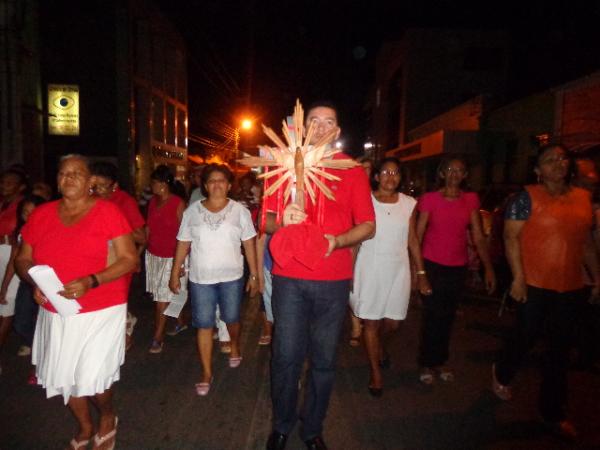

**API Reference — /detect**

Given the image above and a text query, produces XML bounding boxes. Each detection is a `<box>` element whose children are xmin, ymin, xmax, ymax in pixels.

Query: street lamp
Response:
<box><xmin>234</xmin><ymin>117</ymin><xmax>253</xmax><ymax>174</ymax></box>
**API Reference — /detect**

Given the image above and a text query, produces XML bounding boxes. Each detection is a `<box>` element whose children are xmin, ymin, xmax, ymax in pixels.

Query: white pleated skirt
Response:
<box><xmin>145</xmin><ymin>252</ymin><xmax>176</xmax><ymax>302</ymax></box>
<box><xmin>0</xmin><ymin>243</ymin><xmax>19</xmax><ymax>317</ymax></box>
<box><xmin>32</xmin><ymin>303</ymin><xmax>127</xmax><ymax>404</ymax></box>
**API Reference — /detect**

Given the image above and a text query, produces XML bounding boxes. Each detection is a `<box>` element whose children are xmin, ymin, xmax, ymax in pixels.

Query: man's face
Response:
<box><xmin>305</xmin><ymin>106</ymin><xmax>340</xmax><ymax>145</ymax></box>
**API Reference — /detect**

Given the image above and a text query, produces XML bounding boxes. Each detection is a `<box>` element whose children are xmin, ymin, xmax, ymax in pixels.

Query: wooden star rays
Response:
<box><xmin>237</xmin><ymin>99</ymin><xmax>358</xmax><ymax>211</ymax></box>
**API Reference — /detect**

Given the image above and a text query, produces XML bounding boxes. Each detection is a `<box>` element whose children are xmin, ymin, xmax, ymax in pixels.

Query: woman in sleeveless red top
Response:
<box><xmin>0</xmin><ymin>169</ymin><xmax>27</xmax><ymax>361</ymax></box>
<box><xmin>145</xmin><ymin>165</ymin><xmax>186</xmax><ymax>354</ymax></box>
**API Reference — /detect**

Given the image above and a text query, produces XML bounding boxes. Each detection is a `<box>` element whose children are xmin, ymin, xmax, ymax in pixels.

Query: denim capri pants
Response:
<box><xmin>190</xmin><ymin>277</ymin><xmax>245</xmax><ymax>329</ymax></box>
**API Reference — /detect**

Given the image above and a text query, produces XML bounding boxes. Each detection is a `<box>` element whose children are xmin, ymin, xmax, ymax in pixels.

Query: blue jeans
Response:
<box><xmin>270</xmin><ymin>275</ymin><xmax>350</xmax><ymax>440</ymax></box>
<box><xmin>189</xmin><ymin>277</ymin><xmax>244</xmax><ymax>329</ymax></box>
<box><xmin>13</xmin><ymin>281</ymin><xmax>37</xmax><ymax>347</ymax></box>
<box><xmin>260</xmin><ymin>269</ymin><xmax>274</xmax><ymax>323</ymax></box>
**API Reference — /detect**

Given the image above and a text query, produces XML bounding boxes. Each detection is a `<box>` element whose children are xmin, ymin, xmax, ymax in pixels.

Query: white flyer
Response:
<box><xmin>28</xmin><ymin>265</ymin><xmax>82</xmax><ymax>317</ymax></box>
<box><xmin>163</xmin><ymin>287</ymin><xmax>187</xmax><ymax>318</ymax></box>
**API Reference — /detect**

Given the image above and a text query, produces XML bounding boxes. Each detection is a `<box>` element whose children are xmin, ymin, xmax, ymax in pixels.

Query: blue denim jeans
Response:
<box><xmin>189</xmin><ymin>277</ymin><xmax>244</xmax><ymax>329</ymax></box>
<box><xmin>13</xmin><ymin>281</ymin><xmax>37</xmax><ymax>347</ymax></box>
<box><xmin>270</xmin><ymin>275</ymin><xmax>350</xmax><ymax>440</ymax></box>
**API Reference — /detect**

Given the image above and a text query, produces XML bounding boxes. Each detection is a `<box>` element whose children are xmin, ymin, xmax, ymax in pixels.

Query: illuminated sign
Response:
<box><xmin>152</xmin><ymin>146</ymin><xmax>185</xmax><ymax>160</ymax></box>
<box><xmin>48</xmin><ymin>84</ymin><xmax>80</xmax><ymax>135</ymax></box>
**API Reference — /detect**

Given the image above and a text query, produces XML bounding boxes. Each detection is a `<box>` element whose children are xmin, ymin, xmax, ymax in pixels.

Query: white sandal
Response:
<box><xmin>92</xmin><ymin>416</ymin><xmax>118</xmax><ymax>450</ymax></box>
<box><xmin>67</xmin><ymin>438</ymin><xmax>90</xmax><ymax>450</ymax></box>
<box><xmin>419</xmin><ymin>368</ymin><xmax>435</xmax><ymax>385</ymax></box>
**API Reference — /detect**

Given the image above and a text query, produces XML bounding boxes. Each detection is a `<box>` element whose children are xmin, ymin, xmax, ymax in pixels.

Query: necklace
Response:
<box><xmin>201</xmin><ymin>201</ymin><xmax>233</xmax><ymax>231</ymax></box>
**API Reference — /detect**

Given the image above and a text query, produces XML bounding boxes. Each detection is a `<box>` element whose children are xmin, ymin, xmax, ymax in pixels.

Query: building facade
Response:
<box><xmin>0</xmin><ymin>0</ymin><xmax>44</xmax><ymax>177</ymax></box>
<box><xmin>370</xmin><ymin>29</ymin><xmax>509</xmax><ymax>158</ymax></box>
<box><xmin>4</xmin><ymin>0</ymin><xmax>187</xmax><ymax>193</ymax></box>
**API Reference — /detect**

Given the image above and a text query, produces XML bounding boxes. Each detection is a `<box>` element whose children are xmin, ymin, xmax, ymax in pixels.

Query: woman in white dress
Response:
<box><xmin>350</xmin><ymin>157</ymin><xmax>431</xmax><ymax>396</ymax></box>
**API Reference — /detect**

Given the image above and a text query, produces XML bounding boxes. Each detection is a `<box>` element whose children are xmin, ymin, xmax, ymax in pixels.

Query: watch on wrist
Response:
<box><xmin>90</xmin><ymin>274</ymin><xmax>100</xmax><ymax>288</ymax></box>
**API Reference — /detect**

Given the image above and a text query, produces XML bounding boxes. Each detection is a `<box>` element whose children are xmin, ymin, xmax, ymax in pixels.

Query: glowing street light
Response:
<box><xmin>234</xmin><ymin>117</ymin><xmax>254</xmax><ymax>173</ymax></box>
<box><xmin>241</xmin><ymin>118</ymin><xmax>253</xmax><ymax>131</ymax></box>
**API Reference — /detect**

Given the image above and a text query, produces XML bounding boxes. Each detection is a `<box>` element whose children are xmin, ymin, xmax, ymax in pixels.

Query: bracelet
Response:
<box><xmin>89</xmin><ymin>274</ymin><xmax>100</xmax><ymax>288</ymax></box>
<box><xmin>416</xmin><ymin>270</ymin><xmax>426</xmax><ymax>275</ymax></box>
<box><xmin>249</xmin><ymin>274</ymin><xmax>258</xmax><ymax>281</ymax></box>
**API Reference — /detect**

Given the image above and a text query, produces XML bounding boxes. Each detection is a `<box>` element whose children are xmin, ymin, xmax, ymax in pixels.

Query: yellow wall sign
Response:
<box><xmin>48</xmin><ymin>84</ymin><xmax>80</xmax><ymax>135</ymax></box>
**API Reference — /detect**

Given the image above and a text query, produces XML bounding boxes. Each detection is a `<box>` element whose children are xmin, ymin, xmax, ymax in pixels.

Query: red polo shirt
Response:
<box><xmin>265</xmin><ymin>157</ymin><xmax>374</xmax><ymax>281</ymax></box>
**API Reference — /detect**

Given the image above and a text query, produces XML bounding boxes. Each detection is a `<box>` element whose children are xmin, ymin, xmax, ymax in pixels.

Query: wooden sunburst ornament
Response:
<box><xmin>237</xmin><ymin>99</ymin><xmax>358</xmax><ymax>213</ymax></box>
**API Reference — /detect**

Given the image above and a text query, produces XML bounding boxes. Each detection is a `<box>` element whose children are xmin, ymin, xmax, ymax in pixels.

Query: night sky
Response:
<box><xmin>157</xmin><ymin>0</ymin><xmax>600</xmax><ymax>154</ymax></box>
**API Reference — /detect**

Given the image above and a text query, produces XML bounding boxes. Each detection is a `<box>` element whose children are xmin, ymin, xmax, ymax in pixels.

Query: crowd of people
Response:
<box><xmin>1</xmin><ymin>103</ymin><xmax>599</xmax><ymax>449</ymax></box>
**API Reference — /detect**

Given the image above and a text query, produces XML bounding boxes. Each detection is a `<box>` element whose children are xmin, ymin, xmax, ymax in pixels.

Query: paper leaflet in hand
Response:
<box><xmin>164</xmin><ymin>259</ymin><xmax>188</xmax><ymax>318</ymax></box>
<box><xmin>163</xmin><ymin>286</ymin><xmax>187</xmax><ymax>318</ymax></box>
<box><xmin>28</xmin><ymin>265</ymin><xmax>82</xmax><ymax>317</ymax></box>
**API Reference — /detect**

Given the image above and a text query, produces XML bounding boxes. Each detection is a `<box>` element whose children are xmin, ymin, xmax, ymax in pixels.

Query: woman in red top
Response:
<box><xmin>145</xmin><ymin>165</ymin><xmax>186</xmax><ymax>353</ymax></box>
<box><xmin>15</xmin><ymin>154</ymin><xmax>137</xmax><ymax>450</ymax></box>
<box><xmin>0</xmin><ymin>169</ymin><xmax>27</xmax><ymax>366</ymax></box>
<box><xmin>493</xmin><ymin>144</ymin><xmax>594</xmax><ymax>439</ymax></box>
<box><xmin>91</xmin><ymin>161</ymin><xmax>146</xmax><ymax>352</ymax></box>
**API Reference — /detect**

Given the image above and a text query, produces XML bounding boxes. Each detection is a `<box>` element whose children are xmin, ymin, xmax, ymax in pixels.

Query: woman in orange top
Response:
<box><xmin>492</xmin><ymin>144</ymin><xmax>595</xmax><ymax>440</ymax></box>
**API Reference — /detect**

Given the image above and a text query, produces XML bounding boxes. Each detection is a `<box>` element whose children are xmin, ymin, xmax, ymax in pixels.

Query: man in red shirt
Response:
<box><xmin>264</xmin><ymin>102</ymin><xmax>375</xmax><ymax>450</ymax></box>
<box><xmin>91</xmin><ymin>162</ymin><xmax>146</xmax><ymax>350</ymax></box>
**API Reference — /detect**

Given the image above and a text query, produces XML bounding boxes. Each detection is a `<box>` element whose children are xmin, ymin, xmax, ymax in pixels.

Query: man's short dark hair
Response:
<box><xmin>306</xmin><ymin>100</ymin><xmax>338</xmax><ymax>115</ymax></box>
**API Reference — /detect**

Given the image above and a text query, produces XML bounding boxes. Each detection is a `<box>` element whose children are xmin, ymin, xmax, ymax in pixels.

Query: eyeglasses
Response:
<box><xmin>94</xmin><ymin>181</ymin><xmax>115</xmax><ymax>192</ymax></box>
<box><xmin>380</xmin><ymin>169</ymin><xmax>400</xmax><ymax>176</ymax></box>
<box><xmin>445</xmin><ymin>167</ymin><xmax>466</xmax><ymax>174</ymax></box>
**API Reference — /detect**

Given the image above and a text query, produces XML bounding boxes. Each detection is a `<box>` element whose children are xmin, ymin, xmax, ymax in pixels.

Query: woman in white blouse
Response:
<box><xmin>169</xmin><ymin>164</ymin><xmax>259</xmax><ymax>396</ymax></box>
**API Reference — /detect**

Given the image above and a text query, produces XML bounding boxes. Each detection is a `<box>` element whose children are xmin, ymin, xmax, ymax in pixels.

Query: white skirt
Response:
<box><xmin>0</xmin><ymin>243</ymin><xmax>19</xmax><ymax>317</ymax></box>
<box><xmin>350</xmin><ymin>250</ymin><xmax>411</xmax><ymax>321</ymax></box>
<box><xmin>145</xmin><ymin>252</ymin><xmax>176</xmax><ymax>302</ymax></box>
<box><xmin>32</xmin><ymin>303</ymin><xmax>126</xmax><ymax>404</ymax></box>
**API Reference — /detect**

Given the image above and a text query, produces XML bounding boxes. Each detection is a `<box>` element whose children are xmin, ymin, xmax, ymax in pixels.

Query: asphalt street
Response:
<box><xmin>1</xmin><ymin>279</ymin><xmax>599</xmax><ymax>450</ymax></box>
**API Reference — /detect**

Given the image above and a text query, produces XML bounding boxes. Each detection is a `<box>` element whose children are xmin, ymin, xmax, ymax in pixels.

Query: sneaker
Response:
<box><xmin>492</xmin><ymin>363</ymin><xmax>512</xmax><ymax>400</ymax></box>
<box><xmin>166</xmin><ymin>324</ymin><xmax>188</xmax><ymax>336</ymax></box>
<box><xmin>17</xmin><ymin>345</ymin><xmax>31</xmax><ymax>356</ymax></box>
<box><xmin>149</xmin><ymin>340</ymin><xmax>163</xmax><ymax>354</ymax></box>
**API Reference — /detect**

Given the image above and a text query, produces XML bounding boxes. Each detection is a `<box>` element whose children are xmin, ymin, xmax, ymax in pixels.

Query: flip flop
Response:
<box><xmin>419</xmin><ymin>368</ymin><xmax>435</xmax><ymax>385</ymax></box>
<box><xmin>195</xmin><ymin>377</ymin><xmax>214</xmax><ymax>396</ymax></box>
<box><xmin>439</xmin><ymin>368</ymin><xmax>455</xmax><ymax>382</ymax></box>
<box><xmin>349</xmin><ymin>336</ymin><xmax>361</xmax><ymax>347</ymax></box>
<box><xmin>258</xmin><ymin>335</ymin><xmax>272</xmax><ymax>346</ymax></box>
<box><xmin>229</xmin><ymin>356</ymin><xmax>243</xmax><ymax>368</ymax></box>
<box><xmin>92</xmin><ymin>416</ymin><xmax>118</xmax><ymax>450</ymax></box>
<box><xmin>66</xmin><ymin>438</ymin><xmax>89</xmax><ymax>450</ymax></box>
